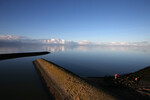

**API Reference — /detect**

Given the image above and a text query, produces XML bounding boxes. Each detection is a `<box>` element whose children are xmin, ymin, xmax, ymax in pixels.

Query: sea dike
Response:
<box><xmin>33</xmin><ymin>58</ymin><xmax>115</xmax><ymax>100</ymax></box>
<box><xmin>0</xmin><ymin>51</ymin><xmax>50</xmax><ymax>60</ymax></box>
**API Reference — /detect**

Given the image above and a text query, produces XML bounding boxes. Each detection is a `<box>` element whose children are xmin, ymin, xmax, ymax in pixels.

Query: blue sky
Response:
<box><xmin>0</xmin><ymin>0</ymin><xmax>150</xmax><ymax>43</ymax></box>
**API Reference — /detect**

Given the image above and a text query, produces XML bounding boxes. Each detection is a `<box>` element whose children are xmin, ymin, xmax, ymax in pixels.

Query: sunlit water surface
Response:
<box><xmin>0</xmin><ymin>45</ymin><xmax>150</xmax><ymax>99</ymax></box>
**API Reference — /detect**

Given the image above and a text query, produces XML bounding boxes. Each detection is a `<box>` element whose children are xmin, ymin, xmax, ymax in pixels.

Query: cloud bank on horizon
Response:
<box><xmin>0</xmin><ymin>35</ymin><xmax>149</xmax><ymax>46</ymax></box>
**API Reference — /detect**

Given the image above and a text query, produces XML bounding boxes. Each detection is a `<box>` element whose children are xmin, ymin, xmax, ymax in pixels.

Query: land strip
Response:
<box><xmin>0</xmin><ymin>51</ymin><xmax>50</xmax><ymax>60</ymax></box>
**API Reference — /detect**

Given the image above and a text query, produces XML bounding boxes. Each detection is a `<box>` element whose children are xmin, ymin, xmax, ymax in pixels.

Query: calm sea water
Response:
<box><xmin>0</xmin><ymin>45</ymin><xmax>150</xmax><ymax>99</ymax></box>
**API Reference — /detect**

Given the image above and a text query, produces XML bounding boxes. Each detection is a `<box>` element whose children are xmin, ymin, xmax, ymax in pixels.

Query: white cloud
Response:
<box><xmin>0</xmin><ymin>35</ymin><xmax>149</xmax><ymax>46</ymax></box>
<box><xmin>39</xmin><ymin>39</ymin><xmax>66</xmax><ymax>44</ymax></box>
<box><xmin>0</xmin><ymin>35</ymin><xmax>21</xmax><ymax>41</ymax></box>
<box><xmin>78</xmin><ymin>40</ymin><xmax>93</xmax><ymax>45</ymax></box>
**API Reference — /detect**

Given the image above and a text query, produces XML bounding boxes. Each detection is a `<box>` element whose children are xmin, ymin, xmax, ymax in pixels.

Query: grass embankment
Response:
<box><xmin>113</xmin><ymin>66</ymin><xmax>150</xmax><ymax>88</ymax></box>
<box><xmin>85</xmin><ymin>66</ymin><xmax>150</xmax><ymax>100</ymax></box>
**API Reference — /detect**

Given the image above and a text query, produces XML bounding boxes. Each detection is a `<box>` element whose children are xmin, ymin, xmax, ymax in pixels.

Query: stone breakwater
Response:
<box><xmin>33</xmin><ymin>58</ymin><xmax>115</xmax><ymax>100</ymax></box>
<box><xmin>0</xmin><ymin>51</ymin><xmax>50</xmax><ymax>60</ymax></box>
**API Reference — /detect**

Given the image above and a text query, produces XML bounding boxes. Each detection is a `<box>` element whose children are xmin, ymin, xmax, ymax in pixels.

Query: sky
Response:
<box><xmin>0</xmin><ymin>0</ymin><xmax>150</xmax><ymax>44</ymax></box>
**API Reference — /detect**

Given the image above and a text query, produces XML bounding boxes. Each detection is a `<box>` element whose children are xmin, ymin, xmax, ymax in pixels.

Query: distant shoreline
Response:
<box><xmin>0</xmin><ymin>51</ymin><xmax>50</xmax><ymax>60</ymax></box>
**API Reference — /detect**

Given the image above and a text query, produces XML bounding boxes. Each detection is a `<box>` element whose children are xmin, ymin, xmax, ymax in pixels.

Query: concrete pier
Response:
<box><xmin>33</xmin><ymin>58</ymin><xmax>115</xmax><ymax>100</ymax></box>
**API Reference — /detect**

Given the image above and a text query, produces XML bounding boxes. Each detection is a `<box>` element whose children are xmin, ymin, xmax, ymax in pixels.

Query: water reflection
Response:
<box><xmin>42</xmin><ymin>45</ymin><xmax>65</xmax><ymax>52</ymax></box>
<box><xmin>1</xmin><ymin>45</ymin><xmax>149</xmax><ymax>99</ymax></box>
<box><xmin>0</xmin><ymin>46</ymin><xmax>20</xmax><ymax>53</ymax></box>
<box><xmin>0</xmin><ymin>45</ymin><xmax>150</xmax><ymax>88</ymax></box>
<box><xmin>0</xmin><ymin>45</ymin><xmax>150</xmax><ymax>54</ymax></box>
<box><xmin>107</xmin><ymin>46</ymin><xmax>150</xmax><ymax>53</ymax></box>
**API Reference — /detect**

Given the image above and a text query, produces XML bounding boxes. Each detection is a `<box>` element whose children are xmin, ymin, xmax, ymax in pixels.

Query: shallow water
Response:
<box><xmin>0</xmin><ymin>45</ymin><xmax>150</xmax><ymax>99</ymax></box>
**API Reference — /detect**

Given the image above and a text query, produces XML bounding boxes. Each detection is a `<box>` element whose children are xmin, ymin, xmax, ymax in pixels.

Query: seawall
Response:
<box><xmin>0</xmin><ymin>51</ymin><xmax>50</xmax><ymax>60</ymax></box>
<box><xmin>33</xmin><ymin>58</ymin><xmax>115</xmax><ymax>100</ymax></box>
